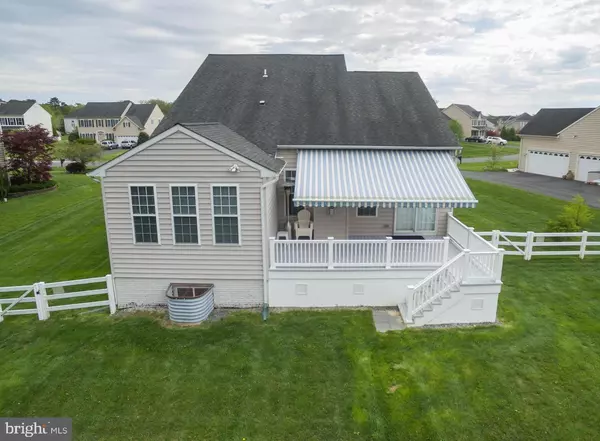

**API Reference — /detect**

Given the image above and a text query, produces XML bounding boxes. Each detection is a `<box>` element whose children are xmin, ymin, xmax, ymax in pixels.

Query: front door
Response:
<box><xmin>394</xmin><ymin>207</ymin><xmax>436</xmax><ymax>234</ymax></box>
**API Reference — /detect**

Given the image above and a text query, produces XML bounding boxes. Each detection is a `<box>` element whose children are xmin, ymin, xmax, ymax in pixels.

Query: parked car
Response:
<box><xmin>486</xmin><ymin>136</ymin><xmax>508</xmax><ymax>146</ymax></box>
<box><xmin>464</xmin><ymin>136</ymin><xmax>486</xmax><ymax>143</ymax></box>
<box><xmin>100</xmin><ymin>140</ymin><xmax>119</xmax><ymax>150</ymax></box>
<box><xmin>120</xmin><ymin>140</ymin><xmax>137</xmax><ymax>149</ymax></box>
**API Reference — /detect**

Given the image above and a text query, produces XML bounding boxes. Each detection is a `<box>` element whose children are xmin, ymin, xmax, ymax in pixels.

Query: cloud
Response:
<box><xmin>1</xmin><ymin>0</ymin><xmax>599</xmax><ymax>114</ymax></box>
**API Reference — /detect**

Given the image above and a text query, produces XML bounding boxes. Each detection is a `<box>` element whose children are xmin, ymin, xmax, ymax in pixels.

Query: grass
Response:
<box><xmin>51</xmin><ymin>140</ymin><xmax>126</xmax><ymax>163</ymax></box>
<box><xmin>459</xmin><ymin>160</ymin><xmax>518</xmax><ymax>172</ymax></box>
<box><xmin>460</xmin><ymin>141</ymin><xmax>519</xmax><ymax>158</ymax></box>
<box><xmin>2</xmin><ymin>173</ymin><xmax>600</xmax><ymax>439</ymax></box>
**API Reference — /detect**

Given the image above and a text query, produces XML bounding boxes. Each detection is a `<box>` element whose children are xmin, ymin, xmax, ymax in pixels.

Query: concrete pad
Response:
<box><xmin>372</xmin><ymin>309</ymin><xmax>406</xmax><ymax>332</ymax></box>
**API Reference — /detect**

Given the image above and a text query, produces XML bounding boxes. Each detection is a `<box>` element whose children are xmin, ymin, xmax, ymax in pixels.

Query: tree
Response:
<box><xmin>54</xmin><ymin>142</ymin><xmax>102</xmax><ymax>169</ymax></box>
<box><xmin>500</xmin><ymin>126</ymin><xmax>509</xmax><ymax>140</ymax></box>
<box><xmin>140</xmin><ymin>99</ymin><xmax>172</xmax><ymax>115</ymax></box>
<box><xmin>0</xmin><ymin>125</ymin><xmax>53</xmax><ymax>184</ymax></box>
<box><xmin>546</xmin><ymin>195</ymin><xmax>594</xmax><ymax>233</ymax></box>
<box><xmin>137</xmin><ymin>131</ymin><xmax>149</xmax><ymax>144</ymax></box>
<box><xmin>486</xmin><ymin>145</ymin><xmax>505</xmax><ymax>171</ymax></box>
<box><xmin>448</xmin><ymin>119</ymin><xmax>464</xmax><ymax>140</ymax></box>
<box><xmin>68</xmin><ymin>129</ymin><xmax>79</xmax><ymax>142</ymax></box>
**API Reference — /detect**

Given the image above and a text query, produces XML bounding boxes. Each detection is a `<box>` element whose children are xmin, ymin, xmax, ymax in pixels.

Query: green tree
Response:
<box><xmin>486</xmin><ymin>145</ymin><xmax>505</xmax><ymax>171</ymax></box>
<box><xmin>448</xmin><ymin>119</ymin><xmax>464</xmax><ymax>140</ymax></box>
<box><xmin>137</xmin><ymin>132</ymin><xmax>150</xmax><ymax>144</ymax></box>
<box><xmin>54</xmin><ymin>142</ymin><xmax>102</xmax><ymax>168</ymax></box>
<box><xmin>546</xmin><ymin>195</ymin><xmax>594</xmax><ymax>233</ymax></box>
<box><xmin>140</xmin><ymin>99</ymin><xmax>172</xmax><ymax>115</ymax></box>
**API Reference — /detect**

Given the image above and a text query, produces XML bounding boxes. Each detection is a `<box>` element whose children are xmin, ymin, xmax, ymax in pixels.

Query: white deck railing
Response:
<box><xmin>447</xmin><ymin>214</ymin><xmax>498</xmax><ymax>253</ymax></box>
<box><xmin>269</xmin><ymin>237</ymin><xmax>450</xmax><ymax>270</ymax></box>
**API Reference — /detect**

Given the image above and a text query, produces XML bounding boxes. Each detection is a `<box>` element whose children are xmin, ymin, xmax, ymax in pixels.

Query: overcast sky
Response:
<box><xmin>1</xmin><ymin>0</ymin><xmax>599</xmax><ymax>115</ymax></box>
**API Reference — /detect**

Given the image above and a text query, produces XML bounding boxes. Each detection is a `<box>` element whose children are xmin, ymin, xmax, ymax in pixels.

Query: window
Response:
<box><xmin>123</xmin><ymin>121</ymin><xmax>131</xmax><ymax>128</ymax></box>
<box><xmin>170</xmin><ymin>185</ymin><xmax>199</xmax><ymax>244</ymax></box>
<box><xmin>212</xmin><ymin>185</ymin><xmax>240</xmax><ymax>244</ymax></box>
<box><xmin>357</xmin><ymin>207</ymin><xmax>377</xmax><ymax>217</ymax></box>
<box><xmin>284</xmin><ymin>169</ymin><xmax>296</xmax><ymax>184</ymax></box>
<box><xmin>130</xmin><ymin>185</ymin><xmax>159</xmax><ymax>243</ymax></box>
<box><xmin>394</xmin><ymin>207</ymin><xmax>436</xmax><ymax>233</ymax></box>
<box><xmin>96</xmin><ymin>119</ymin><xmax>104</xmax><ymax>127</ymax></box>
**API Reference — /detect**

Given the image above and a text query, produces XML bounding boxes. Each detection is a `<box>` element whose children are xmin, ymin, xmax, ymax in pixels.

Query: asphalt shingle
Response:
<box><xmin>65</xmin><ymin>101</ymin><xmax>132</xmax><ymax>118</ymax></box>
<box><xmin>520</xmin><ymin>108</ymin><xmax>596</xmax><ymax>136</ymax></box>
<box><xmin>0</xmin><ymin>100</ymin><xmax>36</xmax><ymax>116</ymax></box>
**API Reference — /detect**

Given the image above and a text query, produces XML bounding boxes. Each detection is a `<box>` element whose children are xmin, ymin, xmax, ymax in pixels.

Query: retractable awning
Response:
<box><xmin>293</xmin><ymin>149</ymin><xmax>478</xmax><ymax>208</ymax></box>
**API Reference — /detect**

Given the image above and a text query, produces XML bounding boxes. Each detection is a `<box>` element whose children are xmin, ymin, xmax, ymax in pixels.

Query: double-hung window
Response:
<box><xmin>357</xmin><ymin>207</ymin><xmax>377</xmax><ymax>217</ymax></box>
<box><xmin>130</xmin><ymin>185</ymin><xmax>159</xmax><ymax>243</ymax></box>
<box><xmin>212</xmin><ymin>185</ymin><xmax>240</xmax><ymax>244</ymax></box>
<box><xmin>170</xmin><ymin>185</ymin><xmax>200</xmax><ymax>244</ymax></box>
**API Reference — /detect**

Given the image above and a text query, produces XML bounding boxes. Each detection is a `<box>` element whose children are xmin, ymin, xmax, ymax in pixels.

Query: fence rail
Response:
<box><xmin>477</xmin><ymin>230</ymin><xmax>600</xmax><ymax>260</ymax></box>
<box><xmin>269</xmin><ymin>237</ymin><xmax>450</xmax><ymax>270</ymax></box>
<box><xmin>0</xmin><ymin>275</ymin><xmax>116</xmax><ymax>323</ymax></box>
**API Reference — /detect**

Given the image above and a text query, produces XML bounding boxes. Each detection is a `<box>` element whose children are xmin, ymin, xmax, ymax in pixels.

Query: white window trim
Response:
<box><xmin>169</xmin><ymin>184</ymin><xmax>201</xmax><ymax>246</ymax></box>
<box><xmin>393</xmin><ymin>206</ymin><xmax>437</xmax><ymax>235</ymax></box>
<box><xmin>356</xmin><ymin>207</ymin><xmax>378</xmax><ymax>217</ymax></box>
<box><xmin>210</xmin><ymin>183</ymin><xmax>242</xmax><ymax>246</ymax></box>
<box><xmin>128</xmin><ymin>184</ymin><xmax>161</xmax><ymax>245</ymax></box>
<box><xmin>284</xmin><ymin>168</ymin><xmax>296</xmax><ymax>185</ymax></box>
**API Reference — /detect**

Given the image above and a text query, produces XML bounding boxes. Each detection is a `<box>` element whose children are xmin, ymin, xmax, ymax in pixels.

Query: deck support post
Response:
<box><xmin>385</xmin><ymin>236</ymin><xmax>393</xmax><ymax>269</ymax></box>
<box><xmin>442</xmin><ymin>236</ymin><xmax>450</xmax><ymax>263</ymax></box>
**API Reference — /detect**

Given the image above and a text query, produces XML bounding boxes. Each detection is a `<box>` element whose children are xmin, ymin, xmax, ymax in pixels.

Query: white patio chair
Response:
<box><xmin>294</xmin><ymin>209</ymin><xmax>313</xmax><ymax>240</ymax></box>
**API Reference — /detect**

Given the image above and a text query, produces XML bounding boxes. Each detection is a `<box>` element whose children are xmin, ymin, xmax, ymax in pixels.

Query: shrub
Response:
<box><xmin>486</xmin><ymin>145</ymin><xmax>505</xmax><ymax>171</ymax></box>
<box><xmin>138</xmin><ymin>131</ymin><xmax>150</xmax><ymax>144</ymax></box>
<box><xmin>55</xmin><ymin>142</ymin><xmax>102</xmax><ymax>166</ymax></box>
<box><xmin>0</xmin><ymin>125</ymin><xmax>53</xmax><ymax>184</ymax></box>
<box><xmin>8</xmin><ymin>180</ymin><xmax>56</xmax><ymax>194</ymax></box>
<box><xmin>546</xmin><ymin>195</ymin><xmax>594</xmax><ymax>234</ymax></box>
<box><xmin>65</xmin><ymin>162</ymin><xmax>87</xmax><ymax>174</ymax></box>
<box><xmin>75</xmin><ymin>138</ymin><xmax>97</xmax><ymax>145</ymax></box>
<box><xmin>0</xmin><ymin>167</ymin><xmax>9</xmax><ymax>201</ymax></box>
<box><xmin>68</xmin><ymin>129</ymin><xmax>79</xmax><ymax>142</ymax></box>
<box><xmin>448</xmin><ymin>120</ymin><xmax>463</xmax><ymax>141</ymax></box>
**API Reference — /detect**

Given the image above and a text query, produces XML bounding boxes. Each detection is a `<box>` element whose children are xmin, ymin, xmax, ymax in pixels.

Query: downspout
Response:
<box><xmin>260</xmin><ymin>165</ymin><xmax>285</xmax><ymax>321</ymax></box>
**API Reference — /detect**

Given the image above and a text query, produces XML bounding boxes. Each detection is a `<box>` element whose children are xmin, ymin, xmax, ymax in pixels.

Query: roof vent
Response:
<box><xmin>259</xmin><ymin>100</ymin><xmax>266</xmax><ymax>106</ymax></box>
<box><xmin>263</xmin><ymin>69</ymin><xmax>268</xmax><ymax>78</ymax></box>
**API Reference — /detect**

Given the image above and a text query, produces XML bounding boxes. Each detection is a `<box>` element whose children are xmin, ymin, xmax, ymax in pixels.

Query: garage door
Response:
<box><xmin>576</xmin><ymin>155</ymin><xmax>600</xmax><ymax>182</ymax></box>
<box><xmin>116</xmin><ymin>135</ymin><xmax>138</xmax><ymax>143</ymax></box>
<box><xmin>526</xmin><ymin>150</ymin><xmax>570</xmax><ymax>178</ymax></box>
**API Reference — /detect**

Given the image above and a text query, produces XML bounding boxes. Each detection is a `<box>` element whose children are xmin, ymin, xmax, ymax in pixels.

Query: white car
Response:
<box><xmin>120</xmin><ymin>140</ymin><xmax>137</xmax><ymax>149</ymax></box>
<box><xmin>486</xmin><ymin>136</ymin><xmax>507</xmax><ymax>146</ymax></box>
<box><xmin>100</xmin><ymin>140</ymin><xmax>119</xmax><ymax>150</ymax></box>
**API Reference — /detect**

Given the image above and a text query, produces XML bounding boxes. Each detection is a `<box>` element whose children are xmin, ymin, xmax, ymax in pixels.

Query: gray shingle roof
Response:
<box><xmin>156</xmin><ymin>54</ymin><xmax>458</xmax><ymax>155</ymax></box>
<box><xmin>520</xmin><ymin>108</ymin><xmax>595</xmax><ymax>136</ymax></box>
<box><xmin>0</xmin><ymin>100</ymin><xmax>36</xmax><ymax>116</ymax></box>
<box><xmin>125</xmin><ymin>104</ymin><xmax>155</xmax><ymax>128</ymax></box>
<box><xmin>65</xmin><ymin>101</ymin><xmax>132</xmax><ymax>118</ymax></box>
<box><xmin>182</xmin><ymin>122</ymin><xmax>285</xmax><ymax>172</ymax></box>
<box><xmin>453</xmin><ymin>104</ymin><xmax>481</xmax><ymax>118</ymax></box>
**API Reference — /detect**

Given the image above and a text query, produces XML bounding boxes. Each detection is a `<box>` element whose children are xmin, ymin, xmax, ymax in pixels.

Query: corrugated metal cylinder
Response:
<box><xmin>166</xmin><ymin>284</ymin><xmax>214</xmax><ymax>324</ymax></box>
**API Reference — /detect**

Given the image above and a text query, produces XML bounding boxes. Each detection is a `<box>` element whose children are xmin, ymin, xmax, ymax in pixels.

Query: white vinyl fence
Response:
<box><xmin>477</xmin><ymin>230</ymin><xmax>600</xmax><ymax>260</ymax></box>
<box><xmin>0</xmin><ymin>275</ymin><xmax>116</xmax><ymax>322</ymax></box>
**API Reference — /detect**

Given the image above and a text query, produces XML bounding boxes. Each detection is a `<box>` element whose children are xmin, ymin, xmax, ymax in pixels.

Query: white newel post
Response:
<box><xmin>491</xmin><ymin>230</ymin><xmax>500</xmax><ymax>248</ymax></box>
<box><xmin>385</xmin><ymin>236</ymin><xmax>393</xmax><ymax>269</ymax></box>
<box><xmin>462</xmin><ymin>249</ymin><xmax>471</xmax><ymax>281</ymax></box>
<box><xmin>327</xmin><ymin>237</ymin><xmax>334</xmax><ymax>269</ymax></box>
<box><xmin>467</xmin><ymin>227</ymin><xmax>475</xmax><ymax>249</ymax></box>
<box><xmin>269</xmin><ymin>237</ymin><xmax>276</xmax><ymax>269</ymax></box>
<box><xmin>34</xmin><ymin>282</ymin><xmax>49</xmax><ymax>320</ymax></box>
<box><xmin>580</xmin><ymin>231</ymin><xmax>588</xmax><ymax>259</ymax></box>
<box><xmin>525</xmin><ymin>231</ymin><xmax>535</xmax><ymax>261</ymax></box>
<box><xmin>405</xmin><ymin>286</ymin><xmax>414</xmax><ymax>323</ymax></box>
<box><xmin>494</xmin><ymin>249</ymin><xmax>505</xmax><ymax>282</ymax></box>
<box><xmin>442</xmin><ymin>236</ymin><xmax>450</xmax><ymax>262</ymax></box>
<box><xmin>106</xmin><ymin>275</ymin><xmax>117</xmax><ymax>315</ymax></box>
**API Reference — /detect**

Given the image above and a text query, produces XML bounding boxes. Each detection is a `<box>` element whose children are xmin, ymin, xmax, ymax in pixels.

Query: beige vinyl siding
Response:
<box><xmin>114</xmin><ymin>117</ymin><xmax>142</xmax><ymax>137</ymax></box>
<box><xmin>102</xmin><ymin>131</ymin><xmax>265</xmax><ymax>305</ymax></box>
<box><xmin>348</xmin><ymin>208</ymin><xmax>394</xmax><ymax>237</ymax></box>
<box><xmin>313</xmin><ymin>207</ymin><xmax>347</xmax><ymax>239</ymax></box>
<box><xmin>443</xmin><ymin>105</ymin><xmax>472</xmax><ymax>138</ymax></box>
<box><xmin>143</xmin><ymin>105</ymin><xmax>165</xmax><ymax>136</ymax></box>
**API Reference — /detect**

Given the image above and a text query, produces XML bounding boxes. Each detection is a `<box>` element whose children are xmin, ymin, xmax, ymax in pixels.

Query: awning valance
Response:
<box><xmin>293</xmin><ymin>149</ymin><xmax>478</xmax><ymax>208</ymax></box>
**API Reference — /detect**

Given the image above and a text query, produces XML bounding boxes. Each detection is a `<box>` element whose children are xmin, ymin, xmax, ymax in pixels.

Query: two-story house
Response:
<box><xmin>64</xmin><ymin>101</ymin><xmax>164</xmax><ymax>144</ymax></box>
<box><xmin>442</xmin><ymin>104</ymin><xmax>490</xmax><ymax>138</ymax></box>
<box><xmin>0</xmin><ymin>100</ymin><xmax>53</xmax><ymax>134</ymax></box>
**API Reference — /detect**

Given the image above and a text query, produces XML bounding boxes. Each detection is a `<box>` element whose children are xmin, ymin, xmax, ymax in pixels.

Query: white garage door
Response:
<box><xmin>116</xmin><ymin>135</ymin><xmax>138</xmax><ymax>143</ymax></box>
<box><xmin>526</xmin><ymin>150</ymin><xmax>570</xmax><ymax>178</ymax></box>
<box><xmin>576</xmin><ymin>155</ymin><xmax>600</xmax><ymax>182</ymax></box>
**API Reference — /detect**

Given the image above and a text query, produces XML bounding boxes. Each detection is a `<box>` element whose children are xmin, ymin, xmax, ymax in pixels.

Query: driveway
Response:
<box><xmin>462</xmin><ymin>171</ymin><xmax>600</xmax><ymax>208</ymax></box>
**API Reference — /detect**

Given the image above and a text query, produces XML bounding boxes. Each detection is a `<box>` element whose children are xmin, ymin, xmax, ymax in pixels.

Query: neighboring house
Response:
<box><xmin>519</xmin><ymin>107</ymin><xmax>600</xmax><ymax>181</ymax></box>
<box><xmin>442</xmin><ymin>104</ymin><xmax>491</xmax><ymax>138</ymax></box>
<box><xmin>498</xmin><ymin>113</ymin><xmax>533</xmax><ymax>133</ymax></box>
<box><xmin>89</xmin><ymin>54</ymin><xmax>504</xmax><ymax>327</ymax></box>
<box><xmin>0</xmin><ymin>100</ymin><xmax>53</xmax><ymax>134</ymax></box>
<box><xmin>64</xmin><ymin>101</ymin><xmax>164</xmax><ymax>143</ymax></box>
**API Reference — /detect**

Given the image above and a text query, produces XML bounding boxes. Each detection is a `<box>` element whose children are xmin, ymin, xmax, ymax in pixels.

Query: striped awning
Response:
<box><xmin>293</xmin><ymin>149</ymin><xmax>478</xmax><ymax>208</ymax></box>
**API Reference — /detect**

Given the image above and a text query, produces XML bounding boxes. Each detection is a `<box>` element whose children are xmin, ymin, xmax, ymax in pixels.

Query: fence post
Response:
<box><xmin>0</xmin><ymin>302</ymin><xmax>3</xmax><ymax>323</ymax></box>
<box><xmin>442</xmin><ymin>236</ymin><xmax>450</xmax><ymax>262</ymax></box>
<box><xmin>579</xmin><ymin>231</ymin><xmax>588</xmax><ymax>260</ymax></box>
<box><xmin>525</xmin><ymin>231</ymin><xmax>535</xmax><ymax>261</ymax></box>
<box><xmin>491</xmin><ymin>230</ymin><xmax>500</xmax><ymax>248</ymax></box>
<box><xmin>494</xmin><ymin>249</ymin><xmax>505</xmax><ymax>282</ymax></box>
<box><xmin>269</xmin><ymin>237</ymin><xmax>276</xmax><ymax>269</ymax></box>
<box><xmin>34</xmin><ymin>282</ymin><xmax>49</xmax><ymax>320</ymax></box>
<box><xmin>327</xmin><ymin>237</ymin><xmax>334</xmax><ymax>269</ymax></box>
<box><xmin>463</xmin><ymin>249</ymin><xmax>471</xmax><ymax>280</ymax></box>
<box><xmin>106</xmin><ymin>275</ymin><xmax>117</xmax><ymax>315</ymax></box>
<box><xmin>385</xmin><ymin>236</ymin><xmax>393</xmax><ymax>269</ymax></box>
<box><xmin>405</xmin><ymin>287</ymin><xmax>414</xmax><ymax>323</ymax></box>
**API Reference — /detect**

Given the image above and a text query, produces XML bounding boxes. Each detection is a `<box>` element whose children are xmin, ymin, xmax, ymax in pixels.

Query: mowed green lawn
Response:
<box><xmin>460</xmin><ymin>141</ymin><xmax>519</xmax><ymax>158</ymax></box>
<box><xmin>1</xmin><ymin>173</ymin><xmax>600</xmax><ymax>440</ymax></box>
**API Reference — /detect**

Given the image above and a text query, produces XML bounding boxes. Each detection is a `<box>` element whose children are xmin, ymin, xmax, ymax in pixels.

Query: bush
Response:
<box><xmin>8</xmin><ymin>180</ymin><xmax>56</xmax><ymax>194</ymax></box>
<box><xmin>65</xmin><ymin>162</ymin><xmax>87</xmax><ymax>174</ymax></box>
<box><xmin>546</xmin><ymin>195</ymin><xmax>594</xmax><ymax>235</ymax></box>
<box><xmin>75</xmin><ymin>138</ymin><xmax>96</xmax><ymax>145</ymax></box>
<box><xmin>138</xmin><ymin>131</ymin><xmax>150</xmax><ymax>144</ymax></box>
<box><xmin>68</xmin><ymin>129</ymin><xmax>79</xmax><ymax>142</ymax></box>
<box><xmin>0</xmin><ymin>125</ymin><xmax>53</xmax><ymax>184</ymax></box>
<box><xmin>448</xmin><ymin>120</ymin><xmax>463</xmax><ymax>141</ymax></box>
<box><xmin>55</xmin><ymin>142</ymin><xmax>102</xmax><ymax>167</ymax></box>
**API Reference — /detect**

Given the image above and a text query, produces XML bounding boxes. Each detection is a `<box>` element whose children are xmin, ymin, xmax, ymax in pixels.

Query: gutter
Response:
<box><xmin>259</xmin><ymin>163</ymin><xmax>285</xmax><ymax>321</ymax></box>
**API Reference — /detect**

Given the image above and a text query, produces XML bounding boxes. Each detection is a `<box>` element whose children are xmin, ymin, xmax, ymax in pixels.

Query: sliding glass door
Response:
<box><xmin>394</xmin><ymin>207</ymin><xmax>436</xmax><ymax>233</ymax></box>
